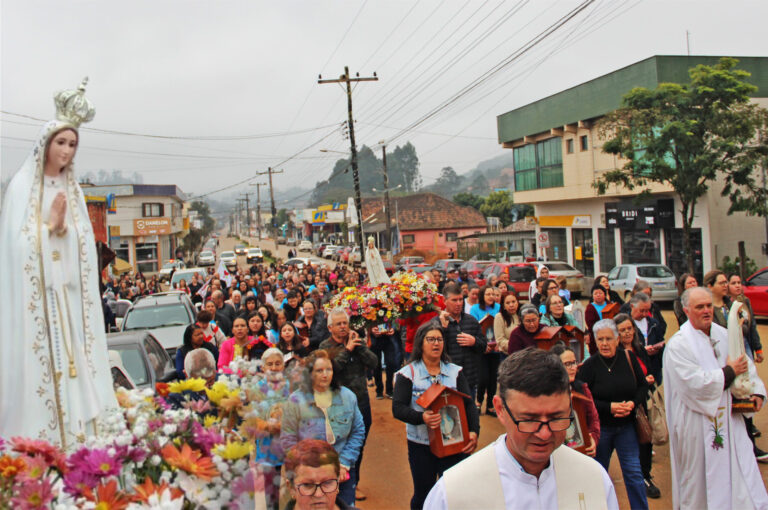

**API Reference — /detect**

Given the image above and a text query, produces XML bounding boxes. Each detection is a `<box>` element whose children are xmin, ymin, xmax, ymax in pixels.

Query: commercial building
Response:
<box><xmin>81</xmin><ymin>184</ymin><xmax>189</xmax><ymax>274</ymax></box>
<box><xmin>497</xmin><ymin>55</ymin><xmax>768</xmax><ymax>280</ymax></box>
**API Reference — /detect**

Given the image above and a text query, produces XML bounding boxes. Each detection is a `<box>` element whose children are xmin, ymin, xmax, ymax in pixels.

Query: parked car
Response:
<box><xmin>197</xmin><ymin>250</ymin><xmax>215</xmax><ymax>266</ymax></box>
<box><xmin>246</xmin><ymin>247</ymin><xmax>264</xmax><ymax>263</ymax></box>
<box><xmin>234</xmin><ymin>244</ymin><xmax>248</xmax><ymax>255</ymax></box>
<box><xmin>743</xmin><ymin>267</ymin><xmax>768</xmax><ymax>316</ymax></box>
<box><xmin>316</xmin><ymin>242</ymin><xmax>331</xmax><ymax>257</ymax></box>
<box><xmin>298</xmin><ymin>240</ymin><xmax>313</xmax><ymax>252</ymax></box>
<box><xmin>382</xmin><ymin>259</ymin><xmax>395</xmax><ymax>275</ymax></box>
<box><xmin>349</xmin><ymin>246</ymin><xmax>361</xmax><ymax>266</ymax></box>
<box><xmin>432</xmin><ymin>259</ymin><xmax>464</xmax><ymax>276</ymax></box>
<box><xmin>531</xmin><ymin>261</ymin><xmax>585</xmax><ymax>297</ymax></box>
<box><xmin>285</xmin><ymin>257</ymin><xmax>312</xmax><ymax>270</ymax></box>
<box><xmin>286</xmin><ymin>237</ymin><xmax>297</xmax><ymax>247</ymax></box>
<box><xmin>339</xmin><ymin>246</ymin><xmax>353</xmax><ymax>263</ymax></box>
<box><xmin>157</xmin><ymin>259</ymin><xmax>186</xmax><ymax>282</ymax></box>
<box><xmin>120</xmin><ymin>292</ymin><xmax>197</xmax><ymax>356</ymax></box>
<box><xmin>331</xmin><ymin>246</ymin><xmax>347</xmax><ymax>262</ymax></box>
<box><xmin>108</xmin><ymin>298</ymin><xmax>133</xmax><ymax>331</ymax></box>
<box><xmin>401</xmin><ymin>263</ymin><xmax>433</xmax><ymax>274</ymax></box>
<box><xmin>108</xmin><ymin>330</ymin><xmax>177</xmax><ymax>391</ymax></box>
<box><xmin>477</xmin><ymin>262</ymin><xmax>537</xmax><ymax>299</ymax></box>
<box><xmin>220</xmin><ymin>251</ymin><xmax>237</xmax><ymax>269</ymax></box>
<box><xmin>606</xmin><ymin>263</ymin><xmax>678</xmax><ymax>302</ymax></box>
<box><xmin>459</xmin><ymin>260</ymin><xmax>493</xmax><ymax>279</ymax></box>
<box><xmin>277</xmin><ymin>237</ymin><xmax>287</xmax><ymax>245</ymax></box>
<box><xmin>109</xmin><ymin>350</ymin><xmax>137</xmax><ymax>390</ymax></box>
<box><xmin>323</xmin><ymin>245</ymin><xmax>340</xmax><ymax>259</ymax></box>
<box><xmin>397</xmin><ymin>256</ymin><xmax>425</xmax><ymax>269</ymax></box>
<box><xmin>170</xmin><ymin>268</ymin><xmax>208</xmax><ymax>290</ymax></box>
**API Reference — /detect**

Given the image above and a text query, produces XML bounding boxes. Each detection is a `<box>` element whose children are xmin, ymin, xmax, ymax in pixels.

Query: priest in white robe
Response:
<box><xmin>663</xmin><ymin>287</ymin><xmax>768</xmax><ymax>510</ymax></box>
<box><xmin>424</xmin><ymin>348</ymin><xmax>619</xmax><ymax>510</ymax></box>
<box><xmin>0</xmin><ymin>79</ymin><xmax>117</xmax><ymax>449</ymax></box>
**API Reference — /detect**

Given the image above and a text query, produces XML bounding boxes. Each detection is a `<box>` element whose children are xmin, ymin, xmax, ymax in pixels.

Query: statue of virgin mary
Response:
<box><xmin>365</xmin><ymin>235</ymin><xmax>391</xmax><ymax>286</ymax></box>
<box><xmin>0</xmin><ymin>78</ymin><xmax>117</xmax><ymax>449</ymax></box>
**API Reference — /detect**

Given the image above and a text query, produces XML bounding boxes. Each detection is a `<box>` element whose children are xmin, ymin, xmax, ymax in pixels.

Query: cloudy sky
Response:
<box><xmin>2</xmin><ymin>0</ymin><xmax>767</xmax><ymax>205</ymax></box>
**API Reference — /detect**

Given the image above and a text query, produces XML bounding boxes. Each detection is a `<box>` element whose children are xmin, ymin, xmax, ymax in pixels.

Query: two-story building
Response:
<box><xmin>497</xmin><ymin>55</ymin><xmax>768</xmax><ymax>281</ymax></box>
<box><xmin>81</xmin><ymin>184</ymin><xmax>189</xmax><ymax>274</ymax></box>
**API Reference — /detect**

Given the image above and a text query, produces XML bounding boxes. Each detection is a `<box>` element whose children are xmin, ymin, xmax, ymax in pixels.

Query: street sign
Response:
<box><xmin>537</xmin><ymin>231</ymin><xmax>550</xmax><ymax>248</ymax></box>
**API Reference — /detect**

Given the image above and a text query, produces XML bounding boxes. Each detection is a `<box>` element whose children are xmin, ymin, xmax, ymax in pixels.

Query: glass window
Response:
<box><xmin>142</xmin><ymin>203</ymin><xmax>164</xmax><ymax>217</ymax></box>
<box><xmin>748</xmin><ymin>270</ymin><xmax>768</xmax><ymax>287</ymax></box>
<box><xmin>143</xmin><ymin>335</ymin><xmax>168</xmax><ymax>381</ymax></box>
<box><xmin>571</xmin><ymin>229</ymin><xmax>594</xmax><ymax>277</ymax></box>
<box><xmin>664</xmin><ymin>228</ymin><xmax>703</xmax><ymax>282</ymax></box>
<box><xmin>637</xmin><ymin>265</ymin><xmax>674</xmax><ymax>278</ymax></box>
<box><xmin>607</xmin><ymin>266</ymin><xmax>620</xmax><ymax>280</ymax></box>
<box><xmin>618</xmin><ymin>267</ymin><xmax>629</xmax><ymax>279</ymax></box>
<box><xmin>598</xmin><ymin>229</ymin><xmax>616</xmax><ymax>273</ymax></box>
<box><xmin>124</xmin><ymin>304</ymin><xmax>191</xmax><ymax>330</ymax></box>
<box><xmin>136</xmin><ymin>243</ymin><xmax>158</xmax><ymax>273</ymax></box>
<box><xmin>514</xmin><ymin>138</ymin><xmax>563</xmax><ymax>191</ymax></box>
<box><xmin>566</xmin><ymin>139</ymin><xmax>574</xmax><ymax>154</ymax></box>
<box><xmin>621</xmin><ymin>230</ymin><xmax>661</xmax><ymax>264</ymax></box>
<box><xmin>542</xmin><ymin>228</ymin><xmax>567</xmax><ymax>262</ymax></box>
<box><xmin>402</xmin><ymin>234</ymin><xmax>415</xmax><ymax>244</ymax></box>
<box><xmin>580</xmin><ymin>135</ymin><xmax>589</xmax><ymax>151</ymax></box>
<box><xmin>114</xmin><ymin>347</ymin><xmax>149</xmax><ymax>386</ymax></box>
<box><xmin>446</xmin><ymin>232</ymin><xmax>458</xmax><ymax>242</ymax></box>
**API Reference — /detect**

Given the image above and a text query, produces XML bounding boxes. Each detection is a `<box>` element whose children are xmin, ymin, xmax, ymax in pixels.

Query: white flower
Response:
<box><xmin>150</xmin><ymin>454</ymin><xmax>162</xmax><ymax>466</ymax></box>
<box><xmin>127</xmin><ymin>488</ymin><xmax>184</xmax><ymax>510</ymax></box>
<box><xmin>218</xmin><ymin>489</ymin><xmax>232</xmax><ymax>504</ymax></box>
<box><xmin>162</xmin><ymin>424</ymin><xmax>177</xmax><ymax>435</ymax></box>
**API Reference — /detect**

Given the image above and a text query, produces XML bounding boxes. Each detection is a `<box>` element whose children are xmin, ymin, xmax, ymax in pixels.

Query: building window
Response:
<box><xmin>566</xmin><ymin>139</ymin><xmax>574</xmax><ymax>154</ymax></box>
<box><xmin>598</xmin><ymin>228</ymin><xmax>616</xmax><ymax>273</ymax></box>
<box><xmin>446</xmin><ymin>232</ymin><xmax>458</xmax><ymax>242</ymax></box>
<box><xmin>580</xmin><ymin>135</ymin><xmax>589</xmax><ymax>151</ymax></box>
<box><xmin>135</xmin><ymin>242</ymin><xmax>158</xmax><ymax>273</ymax></box>
<box><xmin>402</xmin><ymin>234</ymin><xmax>415</xmax><ymax>244</ymax></box>
<box><xmin>142</xmin><ymin>203</ymin><xmax>164</xmax><ymax>217</ymax></box>
<box><xmin>541</xmin><ymin>228</ymin><xmax>567</xmax><ymax>261</ymax></box>
<box><xmin>110</xmin><ymin>238</ymin><xmax>130</xmax><ymax>263</ymax></box>
<box><xmin>513</xmin><ymin>137</ymin><xmax>563</xmax><ymax>191</ymax></box>
<box><xmin>621</xmin><ymin>229</ymin><xmax>661</xmax><ymax>265</ymax></box>
<box><xmin>664</xmin><ymin>228</ymin><xmax>703</xmax><ymax>282</ymax></box>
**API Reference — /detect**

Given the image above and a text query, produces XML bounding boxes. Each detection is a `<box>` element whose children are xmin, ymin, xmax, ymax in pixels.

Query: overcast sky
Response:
<box><xmin>2</xmin><ymin>0</ymin><xmax>767</xmax><ymax>205</ymax></box>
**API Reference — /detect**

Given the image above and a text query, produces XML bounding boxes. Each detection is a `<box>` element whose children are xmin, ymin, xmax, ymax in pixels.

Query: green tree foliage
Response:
<box><xmin>596</xmin><ymin>58</ymin><xmax>768</xmax><ymax>273</ymax></box>
<box><xmin>480</xmin><ymin>190</ymin><xmax>516</xmax><ymax>226</ymax></box>
<box><xmin>431</xmin><ymin>167</ymin><xmax>464</xmax><ymax>198</ymax></box>
<box><xmin>453</xmin><ymin>192</ymin><xmax>485</xmax><ymax>211</ymax></box>
<box><xmin>467</xmin><ymin>173</ymin><xmax>490</xmax><ymax>194</ymax></box>
<box><xmin>182</xmin><ymin>201</ymin><xmax>216</xmax><ymax>257</ymax></box>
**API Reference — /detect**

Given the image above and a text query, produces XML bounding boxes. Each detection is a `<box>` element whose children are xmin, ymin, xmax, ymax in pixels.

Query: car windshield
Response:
<box><xmin>112</xmin><ymin>346</ymin><xmax>148</xmax><ymax>386</ymax></box>
<box><xmin>236</xmin><ymin>245</ymin><xmax>245</xmax><ymax>249</ymax></box>
<box><xmin>200</xmin><ymin>251</ymin><xmax>213</xmax><ymax>257</ymax></box>
<box><xmin>637</xmin><ymin>266</ymin><xmax>674</xmax><ymax>278</ymax></box>
<box><xmin>124</xmin><ymin>304</ymin><xmax>190</xmax><ymax>330</ymax></box>
<box><xmin>221</xmin><ymin>251</ymin><xmax>235</xmax><ymax>257</ymax></box>
<box><xmin>508</xmin><ymin>267</ymin><xmax>537</xmax><ymax>282</ymax></box>
<box><xmin>161</xmin><ymin>262</ymin><xmax>178</xmax><ymax>269</ymax></box>
<box><xmin>249</xmin><ymin>248</ymin><xmax>261</xmax><ymax>253</ymax></box>
<box><xmin>545</xmin><ymin>263</ymin><xmax>576</xmax><ymax>271</ymax></box>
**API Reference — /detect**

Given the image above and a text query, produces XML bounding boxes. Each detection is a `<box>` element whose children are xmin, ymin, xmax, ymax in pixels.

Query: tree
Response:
<box><xmin>432</xmin><ymin>167</ymin><xmax>463</xmax><ymax>197</ymax></box>
<box><xmin>453</xmin><ymin>192</ymin><xmax>485</xmax><ymax>211</ymax></box>
<box><xmin>479</xmin><ymin>190</ymin><xmax>516</xmax><ymax>226</ymax></box>
<box><xmin>182</xmin><ymin>201</ymin><xmax>216</xmax><ymax>257</ymax></box>
<box><xmin>596</xmin><ymin>58</ymin><xmax>768</xmax><ymax>273</ymax></box>
<box><xmin>468</xmin><ymin>173</ymin><xmax>489</xmax><ymax>194</ymax></box>
<box><xmin>389</xmin><ymin>142</ymin><xmax>421</xmax><ymax>192</ymax></box>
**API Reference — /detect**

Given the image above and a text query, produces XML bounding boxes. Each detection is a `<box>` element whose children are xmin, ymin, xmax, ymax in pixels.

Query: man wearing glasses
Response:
<box><xmin>424</xmin><ymin>348</ymin><xmax>618</xmax><ymax>510</ymax></box>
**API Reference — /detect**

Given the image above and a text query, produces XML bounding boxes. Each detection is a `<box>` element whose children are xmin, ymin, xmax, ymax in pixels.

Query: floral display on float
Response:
<box><xmin>324</xmin><ymin>270</ymin><xmax>440</xmax><ymax>328</ymax></box>
<box><xmin>0</xmin><ymin>357</ymin><xmax>302</xmax><ymax>509</ymax></box>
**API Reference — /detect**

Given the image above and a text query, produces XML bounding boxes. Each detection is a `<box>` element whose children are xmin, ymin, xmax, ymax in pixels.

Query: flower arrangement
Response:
<box><xmin>0</xmin><ymin>357</ymin><xmax>301</xmax><ymax>509</ymax></box>
<box><xmin>324</xmin><ymin>270</ymin><xmax>440</xmax><ymax>328</ymax></box>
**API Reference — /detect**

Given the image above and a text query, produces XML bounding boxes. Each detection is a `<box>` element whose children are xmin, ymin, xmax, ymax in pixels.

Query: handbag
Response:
<box><xmin>647</xmin><ymin>385</ymin><xmax>669</xmax><ymax>445</ymax></box>
<box><xmin>624</xmin><ymin>350</ymin><xmax>653</xmax><ymax>445</ymax></box>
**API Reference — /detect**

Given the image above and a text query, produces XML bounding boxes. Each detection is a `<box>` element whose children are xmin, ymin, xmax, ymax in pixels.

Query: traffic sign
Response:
<box><xmin>537</xmin><ymin>231</ymin><xmax>550</xmax><ymax>248</ymax></box>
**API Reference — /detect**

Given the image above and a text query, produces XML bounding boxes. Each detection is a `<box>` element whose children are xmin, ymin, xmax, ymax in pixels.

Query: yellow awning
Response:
<box><xmin>112</xmin><ymin>257</ymin><xmax>132</xmax><ymax>274</ymax></box>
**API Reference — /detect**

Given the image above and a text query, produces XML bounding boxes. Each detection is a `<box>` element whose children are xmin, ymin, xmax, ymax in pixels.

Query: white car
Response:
<box><xmin>298</xmin><ymin>240</ymin><xmax>313</xmax><ymax>252</ymax></box>
<box><xmin>220</xmin><ymin>251</ymin><xmax>237</xmax><ymax>269</ymax></box>
<box><xmin>198</xmin><ymin>250</ymin><xmax>215</xmax><ymax>266</ymax></box>
<box><xmin>246</xmin><ymin>247</ymin><xmax>263</xmax><ymax>263</ymax></box>
<box><xmin>157</xmin><ymin>259</ymin><xmax>186</xmax><ymax>282</ymax></box>
<box><xmin>285</xmin><ymin>257</ymin><xmax>311</xmax><ymax>270</ymax></box>
<box><xmin>323</xmin><ymin>245</ymin><xmax>339</xmax><ymax>259</ymax></box>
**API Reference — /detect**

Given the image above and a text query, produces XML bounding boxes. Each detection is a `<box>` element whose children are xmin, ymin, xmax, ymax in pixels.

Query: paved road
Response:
<box><xmin>212</xmin><ymin>236</ymin><xmax>768</xmax><ymax>509</ymax></box>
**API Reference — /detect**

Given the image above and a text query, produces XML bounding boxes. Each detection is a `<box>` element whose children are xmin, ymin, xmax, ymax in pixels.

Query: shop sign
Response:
<box><xmin>538</xmin><ymin>215</ymin><xmax>591</xmax><ymax>227</ymax></box>
<box><xmin>605</xmin><ymin>199</ymin><xmax>674</xmax><ymax>229</ymax></box>
<box><xmin>326</xmin><ymin>210</ymin><xmax>345</xmax><ymax>224</ymax></box>
<box><xmin>134</xmin><ymin>217</ymin><xmax>171</xmax><ymax>235</ymax></box>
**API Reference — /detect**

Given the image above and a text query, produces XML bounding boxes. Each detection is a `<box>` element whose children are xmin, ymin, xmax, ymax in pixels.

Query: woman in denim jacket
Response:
<box><xmin>392</xmin><ymin>321</ymin><xmax>480</xmax><ymax>510</ymax></box>
<box><xmin>281</xmin><ymin>349</ymin><xmax>365</xmax><ymax>507</ymax></box>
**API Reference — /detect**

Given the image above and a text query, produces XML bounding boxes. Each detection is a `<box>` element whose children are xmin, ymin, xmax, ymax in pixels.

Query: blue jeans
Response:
<box><xmin>596</xmin><ymin>423</ymin><xmax>648</xmax><ymax>510</ymax></box>
<box><xmin>338</xmin><ymin>467</ymin><xmax>357</xmax><ymax>506</ymax></box>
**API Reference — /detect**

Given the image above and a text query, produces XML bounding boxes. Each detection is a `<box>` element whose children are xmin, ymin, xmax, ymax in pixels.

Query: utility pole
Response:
<box><xmin>236</xmin><ymin>199</ymin><xmax>247</xmax><ymax>237</ymax></box>
<box><xmin>381</xmin><ymin>144</ymin><xmax>393</xmax><ymax>253</ymax></box>
<box><xmin>256</xmin><ymin>167</ymin><xmax>284</xmax><ymax>235</ymax></box>
<box><xmin>240</xmin><ymin>192</ymin><xmax>252</xmax><ymax>236</ymax></box>
<box><xmin>319</xmin><ymin>66</ymin><xmax>378</xmax><ymax>262</ymax></box>
<box><xmin>250</xmin><ymin>182</ymin><xmax>267</xmax><ymax>241</ymax></box>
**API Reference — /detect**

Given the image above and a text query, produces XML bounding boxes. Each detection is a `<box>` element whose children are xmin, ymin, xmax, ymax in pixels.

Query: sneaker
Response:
<box><xmin>644</xmin><ymin>477</ymin><xmax>661</xmax><ymax>499</ymax></box>
<box><xmin>755</xmin><ymin>447</ymin><xmax>768</xmax><ymax>463</ymax></box>
<box><xmin>376</xmin><ymin>394</ymin><xmax>384</xmax><ymax>400</ymax></box>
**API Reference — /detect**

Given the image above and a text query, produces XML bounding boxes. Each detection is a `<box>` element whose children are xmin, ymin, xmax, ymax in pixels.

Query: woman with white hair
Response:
<box><xmin>184</xmin><ymin>348</ymin><xmax>217</xmax><ymax>387</ymax></box>
<box><xmin>577</xmin><ymin>319</ymin><xmax>649</xmax><ymax>510</ymax></box>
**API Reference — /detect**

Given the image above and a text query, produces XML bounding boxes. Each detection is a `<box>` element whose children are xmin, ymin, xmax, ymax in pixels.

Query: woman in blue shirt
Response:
<box><xmin>469</xmin><ymin>286</ymin><xmax>501</xmax><ymax>416</ymax></box>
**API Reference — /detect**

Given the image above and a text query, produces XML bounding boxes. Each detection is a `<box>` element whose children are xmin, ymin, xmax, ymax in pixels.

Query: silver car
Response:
<box><xmin>607</xmin><ymin>263</ymin><xmax>677</xmax><ymax>302</ymax></box>
<box><xmin>108</xmin><ymin>330</ymin><xmax>177</xmax><ymax>391</ymax></box>
<box><xmin>120</xmin><ymin>291</ymin><xmax>196</xmax><ymax>355</ymax></box>
<box><xmin>531</xmin><ymin>261</ymin><xmax>584</xmax><ymax>296</ymax></box>
<box><xmin>198</xmin><ymin>250</ymin><xmax>215</xmax><ymax>266</ymax></box>
<box><xmin>220</xmin><ymin>250</ymin><xmax>237</xmax><ymax>269</ymax></box>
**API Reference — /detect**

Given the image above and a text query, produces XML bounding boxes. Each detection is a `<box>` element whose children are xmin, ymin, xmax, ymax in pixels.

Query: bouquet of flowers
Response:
<box><xmin>389</xmin><ymin>271</ymin><xmax>440</xmax><ymax>319</ymax></box>
<box><xmin>0</xmin><ymin>358</ymin><xmax>300</xmax><ymax>509</ymax></box>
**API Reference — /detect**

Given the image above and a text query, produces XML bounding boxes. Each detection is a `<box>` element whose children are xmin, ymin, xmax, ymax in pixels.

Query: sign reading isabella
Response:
<box><xmin>134</xmin><ymin>217</ymin><xmax>171</xmax><ymax>235</ymax></box>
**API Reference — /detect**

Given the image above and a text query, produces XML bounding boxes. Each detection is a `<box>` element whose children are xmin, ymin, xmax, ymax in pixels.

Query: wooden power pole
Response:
<box><xmin>319</xmin><ymin>66</ymin><xmax>378</xmax><ymax>261</ymax></box>
<box><xmin>256</xmin><ymin>167</ymin><xmax>284</xmax><ymax>235</ymax></box>
<box><xmin>250</xmin><ymin>182</ymin><xmax>267</xmax><ymax>241</ymax></box>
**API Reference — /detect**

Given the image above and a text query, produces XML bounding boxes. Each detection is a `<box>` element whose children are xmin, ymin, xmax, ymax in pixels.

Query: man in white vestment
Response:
<box><xmin>424</xmin><ymin>348</ymin><xmax>619</xmax><ymax>510</ymax></box>
<box><xmin>663</xmin><ymin>287</ymin><xmax>768</xmax><ymax>510</ymax></box>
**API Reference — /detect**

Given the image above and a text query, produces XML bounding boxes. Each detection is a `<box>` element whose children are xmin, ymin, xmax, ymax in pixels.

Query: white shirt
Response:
<box><xmin>423</xmin><ymin>435</ymin><xmax>619</xmax><ymax>510</ymax></box>
<box><xmin>635</xmin><ymin>317</ymin><xmax>649</xmax><ymax>342</ymax></box>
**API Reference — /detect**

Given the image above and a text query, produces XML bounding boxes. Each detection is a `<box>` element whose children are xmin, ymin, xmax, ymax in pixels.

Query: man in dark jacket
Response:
<box><xmin>628</xmin><ymin>292</ymin><xmax>665</xmax><ymax>382</ymax></box>
<box><xmin>319</xmin><ymin>307</ymin><xmax>379</xmax><ymax>501</ymax></box>
<box><xmin>211</xmin><ymin>290</ymin><xmax>235</xmax><ymax>337</ymax></box>
<box><xmin>436</xmin><ymin>282</ymin><xmax>486</xmax><ymax>399</ymax></box>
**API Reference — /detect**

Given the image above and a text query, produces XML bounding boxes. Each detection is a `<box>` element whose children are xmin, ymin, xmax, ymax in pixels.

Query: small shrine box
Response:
<box><xmin>601</xmin><ymin>302</ymin><xmax>621</xmax><ymax>320</ymax></box>
<box><xmin>565</xmin><ymin>391</ymin><xmax>594</xmax><ymax>455</ymax></box>
<box><xmin>535</xmin><ymin>326</ymin><xmax>586</xmax><ymax>362</ymax></box>
<box><xmin>415</xmin><ymin>384</ymin><xmax>470</xmax><ymax>458</ymax></box>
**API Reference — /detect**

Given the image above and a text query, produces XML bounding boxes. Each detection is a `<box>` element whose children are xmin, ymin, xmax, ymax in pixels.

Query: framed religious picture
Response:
<box><xmin>567</xmin><ymin>391</ymin><xmax>594</xmax><ymax>455</ymax></box>
<box><xmin>601</xmin><ymin>302</ymin><xmax>621</xmax><ymax>320</ymax></box>
<box><xmin>535</xmin><ymin>326</ymin><xmax>586</xmax><ymax>361</ymax></box>
<box><xmin>415</xmin><ymin>384</ymin><xmax>470</xmax><ymax>458</ymax></box>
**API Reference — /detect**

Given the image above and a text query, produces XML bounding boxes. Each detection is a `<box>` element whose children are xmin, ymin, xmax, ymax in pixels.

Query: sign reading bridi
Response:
<box><xmin>134</xmin><ymin>217</ymin><xmax>171</xmax><ymax>235</ymax></box>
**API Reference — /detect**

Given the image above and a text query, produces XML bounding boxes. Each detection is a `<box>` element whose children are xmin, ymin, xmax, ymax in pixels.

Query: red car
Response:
<box><xmin>459</xmin><ymin>260</ymin><xmax>493</xmax><ymax>279</ymax></box>
<box><xmin>743</xmin><ymin>267</ymin><xmax>768</xmax><ymax>316</ymax></box>
<box><xmin>475</xmin><ymin>262</ymin><xmax>537</xmax><ymax>300</ymax></box>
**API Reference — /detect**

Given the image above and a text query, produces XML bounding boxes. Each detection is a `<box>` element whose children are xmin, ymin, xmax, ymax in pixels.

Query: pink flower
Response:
<box><xmin>191</xmin><ymin>421</ymin><xmax>223</xmax><ymax>456</ymax></box>
<box><xmin>11</xmin><ymin>478</ymin><xmax>54</xmax><ymax>510</ymax></box>
<box><xmin>10</xmin><ymin>437</ymin><xmax>66</xmax><ymax>473</ymax></box>
<box><xmin>17</xmin><ymin>455</ymin><xmax>48</xmax><ymax>482</ymax></box>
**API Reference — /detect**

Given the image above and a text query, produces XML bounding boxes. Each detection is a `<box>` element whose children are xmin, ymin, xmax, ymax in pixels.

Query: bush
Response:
<box><xmin>719</xmin><ymin>255</ymin><xmax>758</xmax><ymax>277</ymax></box>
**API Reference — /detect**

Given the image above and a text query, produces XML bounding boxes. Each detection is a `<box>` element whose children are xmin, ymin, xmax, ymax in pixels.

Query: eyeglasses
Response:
<box><xmin>562</xmin><ymin>361</ymin><xmax>577</xmax><ymax>368</ymax></box>
<box><xmin>296</xmin><ymin>478</ymin><xmax>339</xmax><ymax>496</ymax></box>
<box><xmin>424</xmin><ymin>336</ymin><xmax>444</xmax><ymax>344</ymax></box>
<box><xmin>500</xmin><ymin>398</ymin><xmax>574</xmax><ymax>433</ymax></box>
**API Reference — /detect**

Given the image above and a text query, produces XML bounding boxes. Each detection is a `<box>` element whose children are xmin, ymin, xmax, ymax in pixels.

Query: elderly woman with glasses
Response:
<box><xmin>507</xmin><ymin>305</ymin><xmax>544</xmax><ymax>355</ymax></box>
<box><xmin>577</xmin><ymin>319</ymin><xmax>649</xmax><ymax>510</ymax></box>
<box><xmin>284</xmin><ymin>439</ymin><xmax>359</xmax><ymax>510</ymax></box>
<box><xmin>392</xmin><ymin>321</ymin><xmax>479</xmax><ymax>510</ymax></box>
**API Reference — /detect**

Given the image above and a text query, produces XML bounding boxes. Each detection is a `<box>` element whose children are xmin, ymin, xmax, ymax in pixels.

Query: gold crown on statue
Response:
<box><xmin>54</xmin><ymin>77</ymin><xmax>95</xmax><ymax>127</ymax></box>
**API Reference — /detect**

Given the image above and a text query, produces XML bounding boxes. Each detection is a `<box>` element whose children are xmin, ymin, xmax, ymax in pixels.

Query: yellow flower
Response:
<box><xmin>203</xmin><ymin>415</ymin><xmax>221</xmax><ymax>428</ymax></box>
<box><xmin>213</xmin><ymin>440</ymin><xmax>253</xmax><ymax>460</ymax></box>
<box><xmin>416</xmin><ymin>306</ymin><xmax>423</xmax><ymax>312</ymax></box>
<box><xmin>167</xmin><ymin>378</ymin><xmax>207</xmax><ymax>394</ymax></box>
<box><xmin>205</xmin><ymin>381</ymin><xmax>238</xmax><ymax>405</ymax></box>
